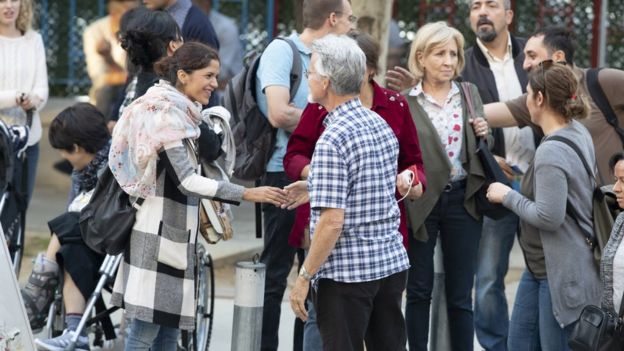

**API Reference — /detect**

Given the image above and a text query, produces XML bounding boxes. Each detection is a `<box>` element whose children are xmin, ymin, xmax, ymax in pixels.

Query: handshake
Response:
<box><xmin>243</xmin><ymin>166</ymin><xmax>424</xmax><ymax>209</ymax></box>
<box><xmin>241</xmin><ymin>182</ymin><xmax>307</xmax><ymax>208</ymax></box>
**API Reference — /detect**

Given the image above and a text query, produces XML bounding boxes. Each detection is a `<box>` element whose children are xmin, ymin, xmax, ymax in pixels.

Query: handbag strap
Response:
<box><xmin>460</xmin><ymin>82</ymin><xmax>477</xmax><ymax>120</ymax></box>
<box><xmin>546</xmin><ymin>135</ymin><xmax>597</xmax><ymax>248</ymax></box>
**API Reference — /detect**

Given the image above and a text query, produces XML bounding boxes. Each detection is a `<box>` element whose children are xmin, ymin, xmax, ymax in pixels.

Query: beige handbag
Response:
<box><xmin>199</xmin><ymin>198</ymin><xmax>233</xmax><ymax>244</ymax></box>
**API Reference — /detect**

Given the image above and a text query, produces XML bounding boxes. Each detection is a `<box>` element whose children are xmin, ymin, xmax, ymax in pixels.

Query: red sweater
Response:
<box><xmin>283</xmin><ymin>81</ymin><xmax>426</xmax><ymax>248</ymax></box>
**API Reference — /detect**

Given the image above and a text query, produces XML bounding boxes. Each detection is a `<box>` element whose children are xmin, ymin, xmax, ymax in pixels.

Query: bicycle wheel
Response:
<box><xmin>194</xmin><ymin>246</ymin><xmax>215</xmax><ymax>351</ymax></box>
<box><xmin>180</xmin><ymin>244</ymin><xmax>215</xmax><ymax>351</ymax></box>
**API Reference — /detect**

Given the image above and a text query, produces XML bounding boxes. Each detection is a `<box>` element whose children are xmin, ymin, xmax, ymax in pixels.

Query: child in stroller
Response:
<box><xmin>19</xmin><ymin>103</ymin><xmax>111</xmax><ymax>351</ymax></box>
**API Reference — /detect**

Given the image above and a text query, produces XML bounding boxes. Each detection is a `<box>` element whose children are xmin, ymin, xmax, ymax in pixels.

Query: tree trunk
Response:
<box><xmin>293</xmin><ymin>0</ymin><xmax>304</xmax><ymax>33</ymax></box>
<box><xmin>351</xmin><ymin>0</ymin><xmax>393</xmax><ymax>85</ymax></box>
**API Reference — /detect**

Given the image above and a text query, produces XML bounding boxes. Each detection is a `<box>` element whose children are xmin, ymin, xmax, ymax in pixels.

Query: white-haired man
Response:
<box><xmin>289</xmin><ymin>34</ymin><xmax>409</xmax><ymax>351</ymax></box>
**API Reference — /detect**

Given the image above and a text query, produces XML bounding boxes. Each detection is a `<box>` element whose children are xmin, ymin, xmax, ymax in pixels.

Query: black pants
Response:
<box><xmin>313</xmin><ymin>271</ymin><xmax>408</xmax><ymax>351</ymax></box>
<box><xmin>259</xmin><ymin>172</ymin><xmax>297</xmax><ymax>351</ymax></box>
<box><xmin>405</xmin><ymin>184</ymin><xmax>482</xmax><ymax>351</ymax></box>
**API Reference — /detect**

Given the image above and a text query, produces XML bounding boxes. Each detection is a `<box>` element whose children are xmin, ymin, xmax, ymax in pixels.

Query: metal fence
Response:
<box><xmin>35</xmin><ymin>0</ymin><xmax>279</xmax><ymax>96</ymax></box>
<box><xmin>393</xmin><ymin>0</ymin><xmax>623</xmax><ymax>69</ymax></box>
<box><xmin>36</xmin><ymin>0</ymin><xmax>622</xmax><ymax>96</ymax></box>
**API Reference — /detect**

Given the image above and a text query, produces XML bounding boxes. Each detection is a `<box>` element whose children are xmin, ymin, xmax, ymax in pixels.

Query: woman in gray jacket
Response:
<box><xmin>487</xmin><ymin>62</ymin><xmax>600</xmax><ymax>350</ymax></box>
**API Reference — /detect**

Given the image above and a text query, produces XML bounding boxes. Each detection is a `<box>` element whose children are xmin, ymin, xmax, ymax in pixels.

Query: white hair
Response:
<box><xmin>311</xmin><ymin>34</ymin><xmax>366</xmax><ymax>96</ymax></box>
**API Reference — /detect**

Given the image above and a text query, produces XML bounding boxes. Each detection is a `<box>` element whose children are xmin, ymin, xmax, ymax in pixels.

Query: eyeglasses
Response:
<box><xmin>305</xmin><ymin>69</ymin><xmax>325</xmax><ymax>79</ymax></box>
<box><xmin>334</xmin><ymin>11</ymin><xmax>358</xmax><ymax>24</ymax></box>
<box><xmin>304</xmin><ymin>69</ymin><xmax>315</xmax><ymax>79</ymax></box>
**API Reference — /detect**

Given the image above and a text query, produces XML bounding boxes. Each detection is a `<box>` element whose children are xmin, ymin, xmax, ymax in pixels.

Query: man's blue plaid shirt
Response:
<box><xmin>308</xmin><ymin>98</ymin><xmax>409</xmax><ymax>288</ymax></box>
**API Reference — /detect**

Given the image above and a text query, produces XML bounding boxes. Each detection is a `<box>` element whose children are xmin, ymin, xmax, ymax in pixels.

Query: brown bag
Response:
<box><xmin>199</xmin><ymin>198</ymin><xmax>233</xmax><ymax>244</ymax></box>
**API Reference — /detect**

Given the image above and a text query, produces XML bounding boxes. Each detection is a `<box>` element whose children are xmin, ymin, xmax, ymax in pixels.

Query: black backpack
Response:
<box><xmin>222</xmin><ymin>37</ymin><xmax>302</xmax><ymax>181</ymax></box>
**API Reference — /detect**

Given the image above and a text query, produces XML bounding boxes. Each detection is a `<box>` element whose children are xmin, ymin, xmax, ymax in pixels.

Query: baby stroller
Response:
<box><xmin>0</xmin><ymin>118</ymin><xmax>30</xmax><ymax>276</ymax></box>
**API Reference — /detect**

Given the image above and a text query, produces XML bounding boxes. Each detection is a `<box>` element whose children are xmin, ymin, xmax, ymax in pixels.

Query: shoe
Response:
<box><xmin>35</xmin><ymin>329</ymin><xmax>89</xmax><ymax>351</ymax></box>
<box><xmin>21</xmin><ymin>253</ymin><xmax>59</xmax><ymax>330</ymax></box>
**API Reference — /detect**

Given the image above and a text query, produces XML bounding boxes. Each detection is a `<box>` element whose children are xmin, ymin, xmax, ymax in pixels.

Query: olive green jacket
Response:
<box><xmin>404</xmin><ymin>82</ymin><xmax>489</xmax><ymax>242</ymax></box>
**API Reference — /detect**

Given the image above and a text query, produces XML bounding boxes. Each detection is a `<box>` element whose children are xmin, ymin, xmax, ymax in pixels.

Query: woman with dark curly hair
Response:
<box><xmin>110</xmin><ymin>41</ymin><xmax>287</xmax><ymax>350</ymax></box>
<box><xmin>114</xmin><ymin>7</ymin><xmax>223</xmax><ymax>162</ymax></box>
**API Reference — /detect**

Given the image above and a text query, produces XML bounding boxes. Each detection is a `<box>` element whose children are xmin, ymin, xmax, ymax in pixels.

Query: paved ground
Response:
<box><xmin>17</xmin><ymin>98</ymin><xmax>527</xmax><ymax>350</ymax></box>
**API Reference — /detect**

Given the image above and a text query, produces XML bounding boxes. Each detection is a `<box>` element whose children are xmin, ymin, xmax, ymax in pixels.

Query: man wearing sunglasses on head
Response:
<box><xmin>485</xmin><ymin>26</ymin><xmax>624</xmax><ymax>187</ymax></box>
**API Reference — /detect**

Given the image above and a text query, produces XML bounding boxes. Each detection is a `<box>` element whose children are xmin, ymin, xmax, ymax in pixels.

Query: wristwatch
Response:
<box><xmin>298</xmin><ymin>265</ymin><xmax>313</xmax><ymax>281</ymax></box>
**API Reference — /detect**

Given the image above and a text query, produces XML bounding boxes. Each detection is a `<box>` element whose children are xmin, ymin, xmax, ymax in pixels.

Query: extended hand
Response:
<box><xmin>282</xmin><ymin>180</ymin><xmax>309</xmax><ymax>210</ymax></box>
<box><xmin>385</xmin><ymin>66</ymin><xmax>417</xmax><ymax>92</ymax></box>
<box><xmin>243</xmin><ymin>186</ymin><xmax>288</xmax><ymax>206</ymax></box>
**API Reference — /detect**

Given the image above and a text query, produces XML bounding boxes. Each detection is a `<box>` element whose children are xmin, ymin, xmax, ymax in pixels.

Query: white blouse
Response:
<box><xmin>410</xmin><ymin>81</ymin><xmax>466</xmax><ymax>181</ymax></box>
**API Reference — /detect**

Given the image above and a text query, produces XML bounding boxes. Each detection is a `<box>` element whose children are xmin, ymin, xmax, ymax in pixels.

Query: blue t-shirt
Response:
<box><xmin>255</xmin><ymin>33</ymin><xmax>311</xmax><ymax>172</ymax></box>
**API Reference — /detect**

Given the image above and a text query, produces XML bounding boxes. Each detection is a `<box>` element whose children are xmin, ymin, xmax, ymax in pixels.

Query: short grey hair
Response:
<box><xmin>311</xmin><ymin>34</ymin><xmax>366</xmax><ymax>96</ymax></box>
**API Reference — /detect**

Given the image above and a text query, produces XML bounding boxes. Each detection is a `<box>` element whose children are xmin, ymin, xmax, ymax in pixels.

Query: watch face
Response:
<box><xmin>299</xmin><ymin>267</ymin><xmax>311</xmax><ymax>280</ymax></box>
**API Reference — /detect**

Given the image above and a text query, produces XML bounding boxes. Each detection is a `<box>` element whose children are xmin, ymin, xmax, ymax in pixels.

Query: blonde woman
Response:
<box><xmin>402</xmin><ymin>21</ymin><xmax>489</xmax><ymax>351</ymax></box>
<box><xmin>0</xmin><ymin>0</ymin><xmax>48</xmax><ymax>204</ymax></box>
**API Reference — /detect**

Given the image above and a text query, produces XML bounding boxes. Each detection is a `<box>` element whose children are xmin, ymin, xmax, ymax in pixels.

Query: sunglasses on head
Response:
<box><xmin>537</xmin><ymin>59</ymin><xmax>567</xmax><ymax>98</ymax></box>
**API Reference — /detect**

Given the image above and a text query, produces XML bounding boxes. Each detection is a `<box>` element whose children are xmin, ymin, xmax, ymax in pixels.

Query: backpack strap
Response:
<box><xmin>275</xmin><ymin>37</ymin><xmax>303</xmax><ymax>104</ymax></box>
<box><xmin>586</xmin><ymin>68</ymin><xmax>624</xmax><ymax>147</ymax></box>
<box><xmin>546</xmin><ymin>135</ymin><xmax>597</xmax><ymax>248</ymax></box>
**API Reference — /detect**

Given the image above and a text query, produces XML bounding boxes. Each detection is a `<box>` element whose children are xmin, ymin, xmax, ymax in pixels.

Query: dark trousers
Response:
<box><xmin>260</xmin><ymin>172</ymin><xmax>297</xmax><ymax>351</ymax></box>
<box><xmin>405</xmin><ymin>185</ymin><xmax>482</xmax><ymax>351</ymax></box>
<box><xmin>313</xmin><ymin>271</ymin><xmax>408</xmax><ymax>351</ymax></box>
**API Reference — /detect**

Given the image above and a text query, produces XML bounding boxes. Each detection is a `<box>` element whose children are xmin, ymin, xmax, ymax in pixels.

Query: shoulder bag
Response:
<box><xmin>460</xmin><ymin>82</ymin><xmax>511</xmax><ymax>219</ymax></box>
<box><xmin>79</xmin><ymin>167</ymin><xmax>143</xmax><ymax>255</ymax></box>
<box><xmin>569</xmin><ymin>294</ymin><xmax>624</xmax><ymax>350</ymax></box>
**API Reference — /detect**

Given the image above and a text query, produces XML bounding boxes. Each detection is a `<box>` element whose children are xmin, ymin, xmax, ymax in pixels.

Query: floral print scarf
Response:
<box><xmin>109</xmin><ymin>81</ymin><xmax>202</xmax><ymax>198</ymax></box>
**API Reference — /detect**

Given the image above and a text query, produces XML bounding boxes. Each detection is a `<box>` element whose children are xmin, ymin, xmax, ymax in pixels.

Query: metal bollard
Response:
<box><xmin>231</xmin><ymin>258</ymin><xmax>266</xmax><ymax>351</ymax></box>
<box><xmin>429</xmin><ymin>237</ymin><xmax>451</xmax><ymax>350</ymax></box>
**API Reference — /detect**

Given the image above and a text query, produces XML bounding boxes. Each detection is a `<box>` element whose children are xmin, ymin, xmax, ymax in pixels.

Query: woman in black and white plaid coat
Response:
<box><xmin>109</xmin><ymin>42</ymin><xmax>287</xmax><ymax>350</ymax></box>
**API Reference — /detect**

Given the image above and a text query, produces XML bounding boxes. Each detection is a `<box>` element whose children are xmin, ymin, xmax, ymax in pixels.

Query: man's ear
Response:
<box><xmin>552</xmin><ymin>50</ymin><xmax>566</xmax><ymax>64</ymax></box>
<box><xmin>505</xmin><ymin>9</ymin><xmax>514</xmax><ymax>26</ymax></box>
